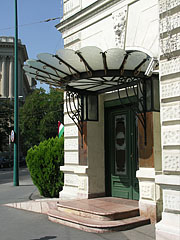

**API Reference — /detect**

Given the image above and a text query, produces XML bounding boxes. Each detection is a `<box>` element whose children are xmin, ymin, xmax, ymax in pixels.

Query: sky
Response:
<box><xmin>0</xmin><ymin>0</ymin><xmax>64</xmax><ymax>91</ymax></box>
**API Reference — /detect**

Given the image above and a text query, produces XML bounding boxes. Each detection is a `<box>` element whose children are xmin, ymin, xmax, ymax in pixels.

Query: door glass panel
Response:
<box><xmin>115</xmin><ymin>114</ymin><xmax>126</xmax><ymax>175</ymax></box>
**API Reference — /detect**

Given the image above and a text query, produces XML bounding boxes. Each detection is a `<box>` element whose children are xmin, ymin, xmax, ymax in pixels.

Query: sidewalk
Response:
<box><xmin>0</xmin><ymin>169</ymin><xmax>155</xmax><ymax>240</ymax></box>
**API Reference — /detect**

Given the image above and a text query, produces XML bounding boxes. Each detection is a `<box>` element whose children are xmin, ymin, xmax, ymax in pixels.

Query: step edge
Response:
<box><xmin>57</xmin><ymin>203</ymin><xmax>139</xmax><ymax>216</ymax></box>
<box><xmin>48</xmin><ymin>210</ymin><xmax>150</xmax><ymax>228</ymax></box>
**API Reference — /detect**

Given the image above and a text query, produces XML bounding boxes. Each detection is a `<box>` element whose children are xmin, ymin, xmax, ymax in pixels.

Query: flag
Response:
<box><xmin>58</xmin><ymin>121</ymin><xmax>64</xmax><ymax>138</ymax></box>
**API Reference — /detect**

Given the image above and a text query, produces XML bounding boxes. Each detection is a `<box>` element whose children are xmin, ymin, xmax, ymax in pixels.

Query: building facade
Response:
<box><xmin>0</xmin><ymin>36</ymin><xmax>35</xmax><ymax>155</ymax></box>
<box><xmin>0</xmin><ymin>36</ymin><xmax>35</xmax><ymax>99</ymax></box>
<box><xmin>53</xmin><ymin>1</ymin><xmax>180</xmax><ymax>239</ymax></box>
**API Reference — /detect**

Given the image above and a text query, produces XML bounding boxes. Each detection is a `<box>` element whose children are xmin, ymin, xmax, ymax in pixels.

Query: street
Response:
<box><xmin>0</xmin><ymin>167</ymin><xmax>30</xmax><ymax>185</ymax></box>
<box><xmin>0</xmin><ymin>168</ymin><xmax>155</xmax><ymax>240</ymax></box>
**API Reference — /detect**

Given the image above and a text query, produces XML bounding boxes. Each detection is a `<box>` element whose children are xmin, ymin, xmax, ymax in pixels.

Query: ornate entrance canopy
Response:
<box><xmin>23</xmin><ymin>46</ymin><xmax>157</xmax><ymax>94</ymax></box>
<box><xmin>23</xmin><ymin>46</ymin><xmax>159</xmax><ymax>144</ymax></box>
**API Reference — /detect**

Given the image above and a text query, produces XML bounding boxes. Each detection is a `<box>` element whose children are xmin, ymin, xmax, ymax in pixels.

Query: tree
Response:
<box><xmin>19</xmin><ymin>88</ymin><xmax>63</xmax><ymax>154</ymax></box>
<box><xmin>0</xmin><ymin>99</ymin><xmax>14</xmax><ymax>152</ymax></box>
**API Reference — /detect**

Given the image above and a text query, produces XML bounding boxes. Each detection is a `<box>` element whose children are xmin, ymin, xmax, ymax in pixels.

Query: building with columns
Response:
<box><xmin>0</xmin><ymin>36</ymin><xmax>35</xmax><ymax>155</ymax></box>
<box><xmin>0</xmin><ymin>36</ymin><xmax>35</xmax><ymax>100</ymax></box>
<box><xmin>23</xmin><ymin>0</ymin><xmax>180</xmax><ymax>239</ymax></box>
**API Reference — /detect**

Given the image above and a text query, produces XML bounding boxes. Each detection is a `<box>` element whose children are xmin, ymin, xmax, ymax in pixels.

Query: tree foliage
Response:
<box><xmin>19</xmin><ymin>88</ymin><xmax>63</xmax><ymax>153</ymax></box>
<box><xmin>0</xmin><ymin>99</ymin><xmax>14</xmax><ymax>152</ymax></box>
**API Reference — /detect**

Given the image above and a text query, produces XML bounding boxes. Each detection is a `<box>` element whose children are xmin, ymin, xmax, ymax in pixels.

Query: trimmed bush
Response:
<box><xmin>26</xmin><ymin>136</ymin><xmax>64</xmax><ymax>198</ymax></box>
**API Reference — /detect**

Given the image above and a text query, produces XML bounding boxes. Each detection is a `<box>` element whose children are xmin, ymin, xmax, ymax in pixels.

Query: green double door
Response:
<box><xmin>105</xmin><ymin>106</ymin><xmax>139</xmax><ymax>200</ymax></box>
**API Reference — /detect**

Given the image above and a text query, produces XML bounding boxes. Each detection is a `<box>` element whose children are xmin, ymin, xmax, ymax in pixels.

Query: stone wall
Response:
<box><xmin>156</xmin><ymin>0</ymin><xmax>180</xmax><ymax>239</ymax></box>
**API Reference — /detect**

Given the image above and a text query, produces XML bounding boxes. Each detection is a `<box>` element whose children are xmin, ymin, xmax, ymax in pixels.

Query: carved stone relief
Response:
<box><xmin>160</xmin><ymin>12</ymin><xmax>180</xmax><ymax>34</ymax></box>
<box><xmin>64</xmin><ymin>173</ymin><xmax>78</xmax><ymax>187</ymax></box>
<box><xmin>112</xmin><ymin>8</ymin><xmax>127</xmax><ymax>48</ymax></box>
<box><xmin>140</xmin><ymin>183</ymin><xmax>155</xmax><ymax>201</ymax></box>
<box><xmin>161</xmin><ymin>57</ymin><xmax>180</xmax><ymax>76</ymax></box>
<box><xmin>163</xmin><ymin>151</ymin><xmax>180</xmax><ymax>172</ymax></box>
<box><xmin>160</xmin><ymin>32</ymin><xmax>180</xmax><ymax>56</ymax></box>
<box><xmin>164</xmin><ymin>190</ymin><xmax>180</xmax><ymax>212</ymax></box>
<box><xmin>161</xmin><ymin>103</ymin><xmax>180</xmax><ymax>121</ymax></box>
<box><xmin>162</xmin><ymin>127</ymin><xmax>180</xmax><ymax>146</ymax></box>
<box><xmin>159</xmin><ymin>0</ymin><xmax>180</xmax><ymax>14</ymax></box>
<box><xmin>161</xmin><ymin>80</ymin><xmax>180</xmax><ymax>98</ymax></box>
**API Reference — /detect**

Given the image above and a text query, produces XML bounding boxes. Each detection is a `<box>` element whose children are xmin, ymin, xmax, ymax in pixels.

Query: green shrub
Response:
<box><xmin>26</xmin><ymin>136</ymin><xmax>64</xmax><ymax>198</ymax></box>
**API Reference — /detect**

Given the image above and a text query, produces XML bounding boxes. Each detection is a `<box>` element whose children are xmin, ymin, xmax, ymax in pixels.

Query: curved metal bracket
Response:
<box><xmin>66</xmin><ymin>91</ymin><xmax>84</xmax><ymax>147</ymax></box>
<box><xmin>117</xmin><ymin>77</ymin><xmax>147</xmax><ymax>145</ymax></box>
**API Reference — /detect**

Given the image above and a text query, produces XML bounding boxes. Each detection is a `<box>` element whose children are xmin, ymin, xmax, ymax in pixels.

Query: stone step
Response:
<box><xmin>48</xmin><ymin>209</ymin><xmax>150</xmax><ymax>233</ymax></box>
<box><xmin>57</xmin><ymin>197</ymin><xmax>140</xmax><ymax>221</ymax></box>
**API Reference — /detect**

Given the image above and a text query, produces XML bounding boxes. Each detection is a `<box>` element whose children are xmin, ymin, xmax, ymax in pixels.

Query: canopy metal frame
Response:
<box><xmin>65</xmin><ymin>75</ymin><xmax>150</xmax><ymax>146</ymax></box>
<box><xmin>23</xmin><ymin>47</ymin><xmax>159</xmax><ymax>146</ymax></box>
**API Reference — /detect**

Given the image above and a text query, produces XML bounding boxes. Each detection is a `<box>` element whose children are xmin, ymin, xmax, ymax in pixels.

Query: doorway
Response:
<box><xmin>105</xmin><ymin>103</ymin><xmax>139</xmax><ymax>200</ymax></box>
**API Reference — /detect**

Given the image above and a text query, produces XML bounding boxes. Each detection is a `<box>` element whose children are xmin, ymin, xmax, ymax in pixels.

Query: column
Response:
<box><xmin>1</xmin><ymin>56</ymin><xmax>7</xmax><ymax>97</ymax></box>
<box><xmin>156</xmin><ymin>1</ymin><xmax>180</xmax><ymax>239</ymax></box>
<box><xmin>9</xmin><ymin>56</ymin><xmax>14</xmax><ymax>98</ymax></box>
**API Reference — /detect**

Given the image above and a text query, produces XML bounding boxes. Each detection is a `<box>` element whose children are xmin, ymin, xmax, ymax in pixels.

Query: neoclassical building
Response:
<box><xmin>0</xmin><ymin>36</ymin><xmax>36</xmax><ymax>154</ymax></box>
<box><xmin>0</xmin><ymin>36</ymin><xmax>35</xmax><ymax>99</ymax></box>
<box><xmin>23</xmin><ymin>0</ymin><xmax>180</xmax><ymax>239</ymax></box>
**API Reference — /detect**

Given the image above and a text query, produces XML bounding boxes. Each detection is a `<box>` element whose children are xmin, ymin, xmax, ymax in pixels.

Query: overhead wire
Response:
<box><xmin>0</xmin><ymin>16</ymin><xmax>62</xmax><ymax>31</ymax></box>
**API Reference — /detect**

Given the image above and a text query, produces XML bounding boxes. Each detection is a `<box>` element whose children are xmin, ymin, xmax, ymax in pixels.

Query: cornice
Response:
<box><xmin>0</xmin><ymin>43</ymin><xmax>28</xmax><ymax>61</ymax></box>
<box><xmin>56</xmin><ymin>0</ymin><xmax>124</xmax><ymax>32</ymax></box>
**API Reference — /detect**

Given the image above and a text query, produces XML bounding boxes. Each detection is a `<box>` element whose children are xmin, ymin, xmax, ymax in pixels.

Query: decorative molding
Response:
<box><xmin>161</xmin><ymin>79</ymin><xmax>180</xmax><ymax>98</ymax></box>
<box><xmin>163</xmin><ymin>150</ymin><xmax>180</xmax><ymax>172</ymax></box>
<box><xmin>112</xmin><ymin>7</ymin><xmax>127</xmax><ymax>48</ymax></box>
<box><xmin>57</xmin><ymin>0</ymin><xmax>122</xmax><ymax>32</ymax></box>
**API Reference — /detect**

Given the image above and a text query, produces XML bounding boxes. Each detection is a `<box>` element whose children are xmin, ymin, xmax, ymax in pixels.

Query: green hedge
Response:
<box><xmin>26</xmin><ymin>136</ymin><xmax>64</xmax><ymax>198</ymax></box>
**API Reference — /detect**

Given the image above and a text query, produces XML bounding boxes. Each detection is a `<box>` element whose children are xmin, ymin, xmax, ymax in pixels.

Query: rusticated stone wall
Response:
<box><xmin>156</xmin><ymin>0</ymin><xmax>180</xmax><ymax>239</ymax></box>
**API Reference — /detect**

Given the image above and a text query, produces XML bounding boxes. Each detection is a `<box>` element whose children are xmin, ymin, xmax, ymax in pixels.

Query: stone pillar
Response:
<box><xmin>156</xmin><ymin>1</ymin><xmax>180</xmax><ymax>239</ymax></box>
<box><xmin>60</xmin><ymin>92</ymin><xmax>105</xmax><ymax>200</ymax></box>
<box><xmin>1</xmin><ymin>56</ymin><xmax>7</xmax><ymax>97</ymax></box>
<box><xmin>137</xmin><ymin>112</ymin><xmax>162</xmax><ymax>223</ymax></box>
<box><xmin>60</xmin><ymin>92</ymin><xmax>88</xmax><ymax>199</ymax></box>
<box><xmin>9</xmin><ymin>56</ymin><xmax>14</xmax><ymax>98</ymax></box>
